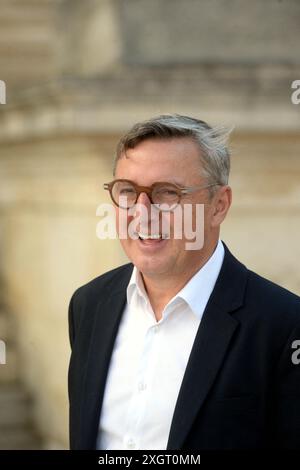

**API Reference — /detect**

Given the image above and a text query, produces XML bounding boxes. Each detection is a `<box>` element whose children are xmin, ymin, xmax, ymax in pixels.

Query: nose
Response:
<box><xmin>133</xmin><ymin>191</ymin><xmax>153</xmax><ymax>231</ymax></box>
<box><xmin>136</xmin><ymin>191</ymin><xmax>152</xmax><ymax>208</ymax></box>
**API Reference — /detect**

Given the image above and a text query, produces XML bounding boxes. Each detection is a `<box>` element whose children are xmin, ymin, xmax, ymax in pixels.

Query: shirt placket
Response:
<box><xmin>122</xmin><ymin>298</ymin><xmax>162</xmax><ymax>450</ymax></box>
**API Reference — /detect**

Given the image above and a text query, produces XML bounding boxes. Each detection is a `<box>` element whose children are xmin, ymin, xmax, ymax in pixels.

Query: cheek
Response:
<box><xmin>115</xmin><ymin>209</ymin><xmax>130</xmax><ymax>235</ymax></box>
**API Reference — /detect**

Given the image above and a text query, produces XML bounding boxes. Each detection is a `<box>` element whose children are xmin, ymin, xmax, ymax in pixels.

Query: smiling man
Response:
<box><xmin>68</xmin><ymin>114</ymin><xmax>300</xmax><ymax>450</ymax></box>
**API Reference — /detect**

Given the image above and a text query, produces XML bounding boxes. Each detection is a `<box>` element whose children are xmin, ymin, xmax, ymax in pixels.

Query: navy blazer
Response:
<box><xmin>68</xmin><ymin>242</ymin><xmax>300</xmax><ymax>449</ymax></box>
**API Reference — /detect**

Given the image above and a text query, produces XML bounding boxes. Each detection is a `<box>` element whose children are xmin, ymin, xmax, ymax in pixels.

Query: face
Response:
<box><xmin>114</xmin><ymin>137</ymin><xmax>231</xmax><ymax>283</ymax></box>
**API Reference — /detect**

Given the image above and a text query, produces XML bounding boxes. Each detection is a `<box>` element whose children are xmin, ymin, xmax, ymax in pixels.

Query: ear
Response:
<box><xmin>211</xmin><ymin>186</ymin><xmax>232</xmax><ymax>227</ymax></box>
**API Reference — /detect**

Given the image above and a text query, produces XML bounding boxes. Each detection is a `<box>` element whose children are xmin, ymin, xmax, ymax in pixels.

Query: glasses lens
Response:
<box><xmin>112</xmin><ymin>181</ymin><xmax>137</xmax><ymax>208</ymax></box>
<box><xmin>152</xmin><ymin>184</ymin><xmax>180</xmax><ymax>210</ymax></box>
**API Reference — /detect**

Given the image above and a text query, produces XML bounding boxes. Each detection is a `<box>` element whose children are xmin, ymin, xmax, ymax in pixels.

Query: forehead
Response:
<box><xmin>115</xmin><ymin>137</ymin><xmax>202</xmax><ymax>181</ymax></box>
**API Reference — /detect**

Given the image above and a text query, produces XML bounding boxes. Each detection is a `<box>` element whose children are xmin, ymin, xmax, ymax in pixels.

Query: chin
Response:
<box><xmin>121</xmin><ymin>241</ymin><xmax>174</xmax><ymax>275</ymax></box>
<box><xmin>134</xmin><ymin>257</ymin><xmax>171</xmax><ymax>277</ymax></box>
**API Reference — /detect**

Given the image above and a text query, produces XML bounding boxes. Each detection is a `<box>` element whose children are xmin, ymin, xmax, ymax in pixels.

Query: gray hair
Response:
<box><xmin>113</xmin><ymin>114</ymin><xmax>233</xmax><ymax>193</ymax></box>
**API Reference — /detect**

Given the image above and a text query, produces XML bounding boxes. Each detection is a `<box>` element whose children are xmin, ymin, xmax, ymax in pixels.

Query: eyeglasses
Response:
<box><xmin>103</xmin><ymin>179</ymin><xmax>220</xmax><ymax>211</ymax></box>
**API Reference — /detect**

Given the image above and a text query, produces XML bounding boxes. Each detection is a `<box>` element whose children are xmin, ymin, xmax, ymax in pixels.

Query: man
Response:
<box><xmin>68</xmin><ymin>114</ymin><xmax>300</xmax><ymax>450</ymax></box>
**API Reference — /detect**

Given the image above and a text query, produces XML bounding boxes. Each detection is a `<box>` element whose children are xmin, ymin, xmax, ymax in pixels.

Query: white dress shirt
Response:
<box><xmin>97</xmin><ymin>239</ymin><xmax>225</xmax><ymax>450</ymax></box>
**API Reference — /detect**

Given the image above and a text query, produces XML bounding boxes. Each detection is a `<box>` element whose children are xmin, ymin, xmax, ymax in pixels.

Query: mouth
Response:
<box><xmin>136</xmin><ymin>231</ymin><xmax>169</xmax><ymax>248</ymax></box>
<box><xmin>138</xmin><ymin>232</ymin><xmax>162</xmax><ymax>240</ymax></box>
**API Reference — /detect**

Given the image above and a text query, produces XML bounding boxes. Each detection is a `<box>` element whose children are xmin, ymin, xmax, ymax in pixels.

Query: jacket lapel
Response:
<box><xmin>79</xmin><ymin>265</ymin><xmax>133</xmax><ymax>449</ymax></box>
<box><xmin>166</xmin><ymin>244</ymin><xmax>248</xmax><ymax>449</ymax></box>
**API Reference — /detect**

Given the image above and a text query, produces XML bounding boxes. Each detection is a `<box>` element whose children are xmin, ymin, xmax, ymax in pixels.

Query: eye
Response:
<box><xmin>119</xmin><ymin>187</ymin><xmax>135</xmax><ymax>194</ymax></box>
<box><xmin>157</xmin><ymin>188</ymin><xmax>178</xmax><ymax>196</ymax></box>
<box><xmin>164</xmin><ymin>190</ymin><xmax>177</xmax><ymax>195</ymax></box>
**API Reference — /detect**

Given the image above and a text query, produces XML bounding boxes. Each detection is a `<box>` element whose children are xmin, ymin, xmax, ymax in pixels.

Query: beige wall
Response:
<box><xmin>223</xmin><ymin>132</ymin><xmax>300</xmax><ymax>295</ymax></box>
<box><xmin>0</xmin><ymin>134</ymin><xmax>127</xmax><ymax>447</ymax></box>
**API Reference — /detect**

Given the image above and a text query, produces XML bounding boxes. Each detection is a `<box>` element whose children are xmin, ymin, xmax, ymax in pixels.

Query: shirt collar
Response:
<box><xmin>173</xmin><ymin>239</ymin><xmax>224</xmax><ymax>319</ymax></box>
<box><xmin>127</xmin><ymin>264</ymin><xmax>148</xmax><ymax>306</ymax></box>
<box><xmin>126</xmin><ymin>239</ymin><xmax>225</xmax><ymax>319</ymax></box>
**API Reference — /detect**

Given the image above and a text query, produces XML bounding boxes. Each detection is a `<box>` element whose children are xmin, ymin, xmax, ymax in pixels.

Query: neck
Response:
<box><xmin>141</xmin><ymin>239</ymin><xmax>219</xmax><ymax>322</ymax></box>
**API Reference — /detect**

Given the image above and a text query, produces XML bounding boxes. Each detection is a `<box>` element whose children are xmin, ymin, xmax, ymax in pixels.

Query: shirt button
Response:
<box><xmin>138</xmin><ymin>381</ymin><xmax>147</xmax><ymax>392</ymax></box>
<box><xmin>127</xmin><ymin>438</ymin><xmax>136</xmax><ymax>449</ymax></box>
<box><xmin>153</xmin><ymin>326</ymin><xmax>159</xmax><ymax>334</ymax></box>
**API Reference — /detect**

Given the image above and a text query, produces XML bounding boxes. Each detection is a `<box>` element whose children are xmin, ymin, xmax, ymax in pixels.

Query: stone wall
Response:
<box><xmin>0</xmin><ymin>133</ymin><xmax>128</xmax><ymax>447</ymax></box>
<box><xmin>119</xmin><ymin>0</ymin><xmax>300</xmax><ymax>65</ymax></box>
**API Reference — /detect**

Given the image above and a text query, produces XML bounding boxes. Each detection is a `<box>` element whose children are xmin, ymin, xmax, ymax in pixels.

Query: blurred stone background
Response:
<box><xmin>0</xmin><ymin>0</ymin><xmax>299</xmax><ymax>449</ymax></box>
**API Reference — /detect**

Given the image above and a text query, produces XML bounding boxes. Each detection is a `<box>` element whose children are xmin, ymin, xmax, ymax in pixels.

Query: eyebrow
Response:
<box><xmin>120</xmin><ymin>178</ymin><xmax>187</xmax><ymax>187</ymax></box>
<box><xmin>163</xmin><ymin>178</ymin><xmax>186</xmax><ymax>187</ymax></box>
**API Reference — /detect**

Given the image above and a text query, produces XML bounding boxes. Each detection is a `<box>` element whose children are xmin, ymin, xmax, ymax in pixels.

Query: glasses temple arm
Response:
<box><xmin>181</xmin><ymin>183</ymin><xmax>220</xmax><ymax>194</ymax></box>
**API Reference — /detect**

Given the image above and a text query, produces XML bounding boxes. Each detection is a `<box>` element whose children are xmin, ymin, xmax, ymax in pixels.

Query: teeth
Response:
<box><xmin>138</xmin><ymin>232</ymin><xmax>161</xmax><ymax>240</ymax></box>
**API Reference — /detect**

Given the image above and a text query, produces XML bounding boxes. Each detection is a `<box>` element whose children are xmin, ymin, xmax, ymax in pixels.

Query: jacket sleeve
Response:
<box><xmin>276</xmin><ymin>321</ymin><xmax>300</xmax><ymax>448</ymax></box>
<box><xmin>68</xmin><ymin>292</ymin><xmax>76</xmax><ymax>350</ymax></box>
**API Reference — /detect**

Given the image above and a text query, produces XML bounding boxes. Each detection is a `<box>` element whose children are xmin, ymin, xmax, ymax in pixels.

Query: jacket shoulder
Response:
<box><xmin>68</xmin><ymin>263</ymin><xmax>133</xmax><ymax>346</ymax></box>
<box><xmin>72</xmin><ymin>262</ymin><xmax>133</xmax><ymax>303</ymax></box>
<box><xmin>246</xmin><ymin>268</ymin><xmax>300</xmax><ymax>326</ymax></box>
<box><xmin>247</xmin><ymin>269</ymin><xmax>300</xmax><ymax>303</ymax></box>
<box><xmin>69</xmin><ymin>262</ymin><xmax>132</xmax><ymax>325</ymax></box>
